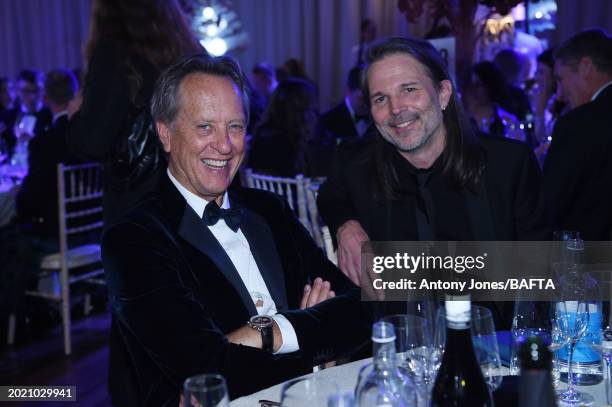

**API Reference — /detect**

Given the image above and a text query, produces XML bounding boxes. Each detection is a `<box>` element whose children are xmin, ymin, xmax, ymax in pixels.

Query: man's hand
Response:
<box><xmin>299</xmin><ymin>277</ymin><xmax>335</xmax><ymax>309</ymax></box>
<box><xmin>226</xmin><ymin>320</ymin><xmax>283</xmax><ymax>353</ymax></box>
<box><xmin>336</xmin><ymin>220</ymin><xmax>370</xmax><ymax>286</ymax></box>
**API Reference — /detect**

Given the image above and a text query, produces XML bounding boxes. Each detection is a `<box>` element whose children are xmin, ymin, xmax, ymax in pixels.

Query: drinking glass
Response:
<box><xmin>551</xmin><ymin>231</ymin><xmax>581</xmax><ymax>281</ymax></box>
<box><xmin>183</xmin><ymin>374</ymin><xmax>229</xmax><ymax>407</ymax></box>
<box><xmin>554</xmin><ymin>300</ymin><xmax>593</xmax><ymax>404</ymax></box>
<box><xmin>380</xmin><ymin>314</ymin><xmax>434</xmax><ymax>406</ymax></box>
<box><xmin>280</xmin><ymin>376</ymin><xmax>339</xmax><ymax>407</ymax></box>
<box><xmin>470</xmin><ymin>306</ymin><xmax>503</xmax><ymax>391</ymax></box>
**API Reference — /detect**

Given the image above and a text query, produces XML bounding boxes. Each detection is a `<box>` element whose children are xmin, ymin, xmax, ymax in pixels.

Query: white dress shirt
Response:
<box><xmin>591</xmin><ymin>80</ymin><xmax>612</xmax><ymax>101</ymax></box>
<box><xmin>167</xmin><ymin>170</ymin><xmax>299</xmax><ymax>353</ymax></box>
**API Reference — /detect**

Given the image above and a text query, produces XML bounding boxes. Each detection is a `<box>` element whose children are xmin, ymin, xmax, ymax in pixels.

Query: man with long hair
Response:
<box><xmin>317</xmin><ymin>37</ymin><xmax>549</xmax><ymax>326</ymax></box>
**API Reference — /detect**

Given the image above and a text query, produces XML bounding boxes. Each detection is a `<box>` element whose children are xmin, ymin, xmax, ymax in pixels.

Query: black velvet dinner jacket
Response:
<box><xmin>102</xmin><ymin>174</ymin><xmax>369</xmax><ymax>406</ymax></box>
<box><xmin>317</xmin><ymin>135</ymin><xmax>550</xmax><ymax>242</ymax></box>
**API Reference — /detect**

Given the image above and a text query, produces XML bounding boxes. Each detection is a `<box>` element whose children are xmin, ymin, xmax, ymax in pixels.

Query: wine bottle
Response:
<box><xmin>431</xmin><ymin>296</ymin><xmax>493</xmax><ymax>407</ymax></box>
<box><xmin>355</xmin><ymin>321</ymin><xmax>416</xmax><ymax>406</ymax></box>
<box><xmin>518</xmin><ymin>336</ymin><xmax>557</xmax><ymax>407</ymax></box>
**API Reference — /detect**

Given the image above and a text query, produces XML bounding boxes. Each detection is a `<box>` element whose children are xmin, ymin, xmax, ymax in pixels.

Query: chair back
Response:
<box><xmin>57</xmin><ymin>162</ymin><xmax>104</xmax><ymax>252</ymax></box>
<box><xmin>244</xmin><ymin>169</ymin><xmax>310</xmax><ymax>233</ymax></box>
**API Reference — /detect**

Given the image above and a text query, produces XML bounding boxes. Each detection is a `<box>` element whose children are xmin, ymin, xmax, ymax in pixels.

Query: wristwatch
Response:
<box><xmin>248</xmin><ymin>315</ymin><xmax>274</xmax><ymax>352</ymax></box>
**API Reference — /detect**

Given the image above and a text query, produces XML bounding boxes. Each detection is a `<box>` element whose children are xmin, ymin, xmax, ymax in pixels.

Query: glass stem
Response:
<box><xmin>567</xmin><ymin>340</ymin><xmax>576</xmax><ymax>396</ymax></box>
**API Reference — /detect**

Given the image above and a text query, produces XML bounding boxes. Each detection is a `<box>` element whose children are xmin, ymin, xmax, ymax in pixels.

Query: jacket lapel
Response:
<box><xmin>177</xmin><ymin>205</ymin><xmax>258</xmax><ymax>317</ymax></box>
<box><xmin>234</xmin><ymin>200</ymin><xmax>289</xmax><ymax>311</ymax></box>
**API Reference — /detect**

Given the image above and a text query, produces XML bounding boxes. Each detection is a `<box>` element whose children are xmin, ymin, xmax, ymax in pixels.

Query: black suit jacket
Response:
<box><xmin>317</xmin><ymin>136</ymin><xmax>550</xmax><ymax>330</ymax></box>
<box><xmin>102</xmin><ymin>174</ymin><xmax>370</xmax><ymax>406</ymax></box>
<box><xmin>16</xmin><ymin>114</ymin><xmax>78</xmax><ymax>237</ymax></box>
<box><xmin>318</xmin><ymin>102</ymin><xmax>360</xmax><ymax>140</ymax></box>
<box><xmin>318</xmin><ymin>136</ymin><xmax>550</xmax><ymax>242</ymax></box>
<box><xmin>543</xmin><ymin>84</ymin><xmax>612</xmax><ymax>240</ymax></box>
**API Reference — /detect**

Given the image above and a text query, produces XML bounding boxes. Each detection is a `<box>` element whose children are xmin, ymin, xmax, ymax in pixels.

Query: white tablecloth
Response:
<box><xmin>230</xmin><ymin>358</ymin><xmax>610</xmax><ymax>406</ymax></box>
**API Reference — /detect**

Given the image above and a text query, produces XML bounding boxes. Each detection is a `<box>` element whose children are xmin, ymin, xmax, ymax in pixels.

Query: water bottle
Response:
<box><xmin>355</xmin><ymin>321</ymin><xmax>416</xmax><ymax>406</ymax></box>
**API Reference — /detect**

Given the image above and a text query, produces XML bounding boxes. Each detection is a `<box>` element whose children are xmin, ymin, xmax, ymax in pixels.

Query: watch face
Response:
<box><xmin>250</xmin><ymin>315</ymin><xmax>273</xmax><ymax>328</ymax></box>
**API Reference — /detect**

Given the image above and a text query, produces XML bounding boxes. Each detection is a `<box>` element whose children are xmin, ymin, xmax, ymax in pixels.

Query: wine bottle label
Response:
<box><xmin>445</xmin><ymin>299</ymin><xmax>470</xmax><ymax>324</ymax></box>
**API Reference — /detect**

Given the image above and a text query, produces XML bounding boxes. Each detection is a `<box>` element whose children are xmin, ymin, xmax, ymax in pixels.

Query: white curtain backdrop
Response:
<box><xmin>0</xmin><ymin>0</ymin><xmax>91</xmax><ymax>78</ymax></box>
<box><xmin>231</xmin><ymin>0</ymin><xmax>410</xmax><ymax>109</ymax></box>
<box><xmin>1</xmin><ymin>0</ymin><xmax>611</xmax><ymax>109</ymax></box>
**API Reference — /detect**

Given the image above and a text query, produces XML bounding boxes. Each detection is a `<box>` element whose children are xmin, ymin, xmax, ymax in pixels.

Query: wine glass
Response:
<box><xmin>554</xmin><ymin>300</ymin><xmax>593</xmax><ymax>405</ymax></box>
<box><xmin>470</xmin><ymin>306</ymin><xmax>503</xmax><ymax>391</ymax></box>
<box><xmin>280</xmin><ymin>376</ymin><xmax>339</xmax><ymax>407</ymax></box>
<box><xmin>183</xmin><ymin>374</ymin><xmax>229</xmax><ymax>407</ymax></box>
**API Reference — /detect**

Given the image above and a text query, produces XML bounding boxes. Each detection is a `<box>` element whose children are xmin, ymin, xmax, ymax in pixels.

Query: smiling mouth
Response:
<box><xmin>202</xmin><ymin>159</ymin><xmax>229</xmax><ymax>169</ymax></box>
<box><xmin>391</xmin><ymin>118</ymin><xmax>417</xmax><ymax>129</ymax></box>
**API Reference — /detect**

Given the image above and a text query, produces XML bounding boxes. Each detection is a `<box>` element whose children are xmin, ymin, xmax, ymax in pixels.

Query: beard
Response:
<box><xmin>376</xmin><ymin>116</ymin><xmax>433</xmax><ymax>153</ymax></box>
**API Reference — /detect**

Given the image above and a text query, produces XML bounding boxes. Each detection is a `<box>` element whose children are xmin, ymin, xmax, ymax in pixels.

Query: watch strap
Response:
<box><xmin>261</xmin><ymin>324</ymin><xmax>273</xmax><ymax>353</ymax></box>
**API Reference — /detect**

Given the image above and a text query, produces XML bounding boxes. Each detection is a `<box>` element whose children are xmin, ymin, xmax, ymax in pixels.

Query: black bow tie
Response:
<box><xmin>202</xmin><ymin>200</ymin><xmax>242</xmax><ymax>232</ymax></box>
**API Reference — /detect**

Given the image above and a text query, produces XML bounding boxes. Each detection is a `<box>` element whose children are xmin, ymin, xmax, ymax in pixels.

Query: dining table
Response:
<box><xmin>230</xmin><ymin>356</ymin><xmax>610</xmax><ymax>407</ymax></box>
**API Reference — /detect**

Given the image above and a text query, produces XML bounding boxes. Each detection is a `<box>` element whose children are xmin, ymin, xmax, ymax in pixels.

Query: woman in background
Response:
<box><xmin>249</xmin><ymin>78</ymin><xmax>320</xmax><ymax>177</ymax></box>
<box><xmin>463</xmin><ymin>61</ymin><xmax>523</xmax><ymax>140</ymax></box>
<box><xmin>67</xmin><ymin>0</ymin><xmax>203</xmax><ymax>224</ymax></box>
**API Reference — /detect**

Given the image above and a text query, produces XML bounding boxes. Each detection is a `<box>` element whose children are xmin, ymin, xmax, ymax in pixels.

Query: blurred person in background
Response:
<box><xmin>249</xmin><ymin>78</ymin><xmax>320</xmax><ymax>177</ymax></box>
<box><xmin>544</xmin><ymin>29</ymin><xmax>612</xmax><ymax>241</ymax></box>
<box><xmin>67</xmin><ymin>0</ymin><xmax>203</xmax><ymax>225</ymax></box>
<box><xmin>462</xmin><ymin>61</ymin><xmax>521</xmax><ymax>140</ymax></box>
<box><xmin>64</xmin><ymin>1</ymin><xmax>203</xmax><ymax>406</ymax></box>
<box><xmin>0</xmin><ymin>70</ymin><xmax>52</xmax><ymax>153</ymax></box>
<box><xmin>318</xmin><ymin>65</ymin><xmax>371</xmax><ymax>142</ymax></box>
<box><xmin>17</xmin><ymin>69</ymin><xmax>80</xmax><ymax>243</ymax></box>
<box><xmin>248</xmin><ymin>62</ymin><xmax>277</xmax><ymax>133</ymax></box>
<box><xmin>0</xmin><ymin>77</ymin><xmax>15</xmax><ymax>112</ymax></box>
<box><xmin>493</xmin><ymin>48</ymin><xmax>533</xmax><ymax>122</ymax></box>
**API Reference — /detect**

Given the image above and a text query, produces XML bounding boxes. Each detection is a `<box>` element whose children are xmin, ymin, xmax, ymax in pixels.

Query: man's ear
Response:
<box><xmin>438</xmin><ymin>79</ymin><xmax>452</xmax><ymax>110</ymax></box>
<box><xmin>156</xmin><ymin>121</ymin><xmax>171</xmax><ymax>153</ymax></box>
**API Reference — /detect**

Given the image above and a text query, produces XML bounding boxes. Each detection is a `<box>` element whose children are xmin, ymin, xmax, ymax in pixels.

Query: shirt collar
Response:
<box><xmin>591</xmin><ymin>80</ymin><xmax>612</xmax><ymax>101</ymax></box>
<box><xmin>53</xmin><ymin>111</ymin><xmax>68</xmax><ymax>124</ymax></box>
<box><xmin>166</xmin><ymin>168</ymin><xmax>229</xmax><ymax>218</ymax></box>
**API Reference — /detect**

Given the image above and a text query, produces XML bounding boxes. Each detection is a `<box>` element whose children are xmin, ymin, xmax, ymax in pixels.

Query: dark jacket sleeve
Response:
<box><xmin>102</xmin><ymin>221</ymin><xmax>312</xmax><ymax>400</ymax></box>
<box><xmin>274</xmin><ymin>193</ymin><xmax>372</xmax><ymax>358</ymax></box>
<box><xmin>542</xmin><ymin>115</ymin><xmax>583</xmax><ymax>232</ymax></box>
<box><xmin>316</xmin><ymin>145</ymin><xmax>362</xmax><ymax>236</ymax></box>
<box><xmin>66</xmin><ymin>44</ymin><xmax>131</xmax><ymax>161</ymax></box>
<box><xmin>513</xmin><ymin>143</ymin><xmax>551</xmax><ymax>240</ymax></box>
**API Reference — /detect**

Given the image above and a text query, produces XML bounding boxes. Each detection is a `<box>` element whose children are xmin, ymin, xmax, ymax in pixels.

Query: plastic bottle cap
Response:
<box><xmin>371</xmin><ymin>321</ymin><xmax>396</xmax><ymax>343</ymax></box>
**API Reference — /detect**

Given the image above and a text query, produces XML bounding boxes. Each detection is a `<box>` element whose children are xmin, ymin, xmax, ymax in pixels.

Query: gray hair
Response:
<box><xmin>555</xmin><ymin>28</ymin><xmax>612</xmax><ymax>74</ymax></box>
<box><xmin>151</xmin><ymin>53</ymin><xmax>250</xmax><ymax>125</ymax></box>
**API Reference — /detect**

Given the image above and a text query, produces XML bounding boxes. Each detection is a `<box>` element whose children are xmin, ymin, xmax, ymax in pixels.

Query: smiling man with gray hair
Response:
<box><xmin>102</xmin><ymin>53</ymin><xmax>370</xmax><ymax>406</ymax></box>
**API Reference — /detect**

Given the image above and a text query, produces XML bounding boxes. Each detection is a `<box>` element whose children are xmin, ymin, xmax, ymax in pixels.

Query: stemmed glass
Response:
<box><xmin>554</xmin><ymin>300</ymin><xmax>593</xmax><ymax>405</ymax></box>
<box><xmin>471</xmin><ymin>306</ymin><xmax>503</xmax><ymax>391</ymax></box>
<box><xmin>280</xmin><ymin>376</ymin><xmax>339</xmax><ymax>407</ymax></box>
<box><xmin>183</xmin><ymin>374</ymin><xmax>229</xmax><ymax>407</ymax></box>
